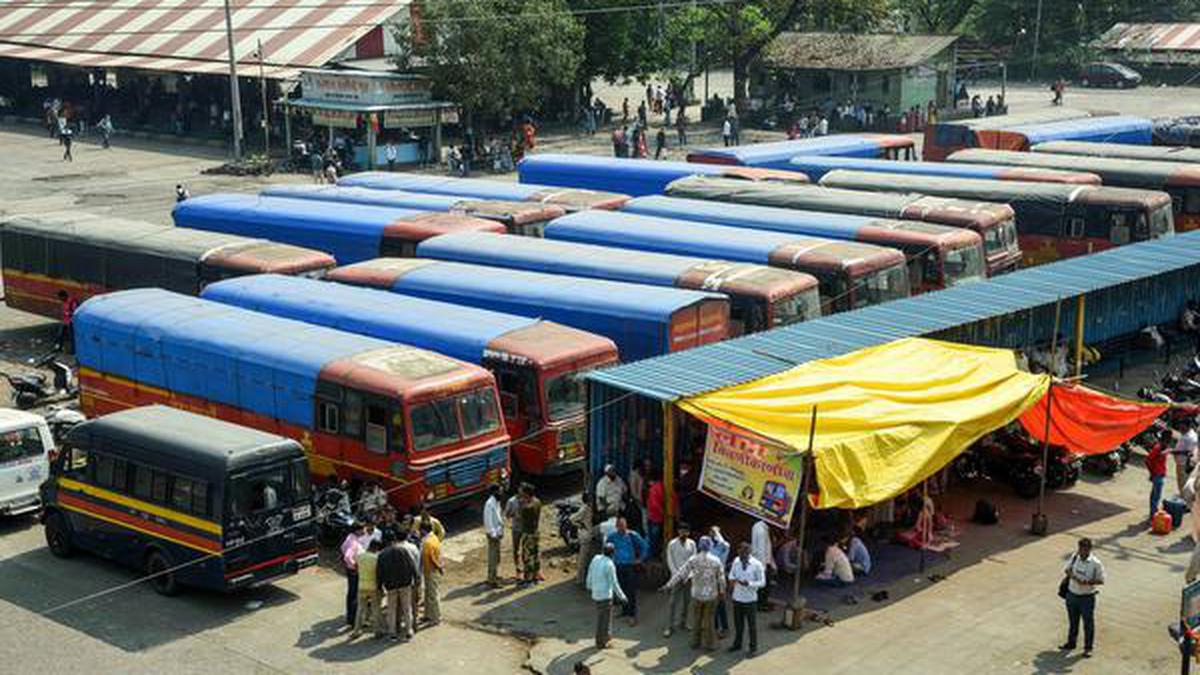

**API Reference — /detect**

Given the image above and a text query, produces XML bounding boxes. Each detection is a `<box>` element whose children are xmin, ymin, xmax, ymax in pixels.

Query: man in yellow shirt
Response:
<box><xmin>420</xmin><ymin>521</ymin><xmax>445</xmax><ymax>625</ymax></box>
<box><xmin>350</xmin><ymin>540</ymin><xmax>384</xmax><ymax>639</ymax></box>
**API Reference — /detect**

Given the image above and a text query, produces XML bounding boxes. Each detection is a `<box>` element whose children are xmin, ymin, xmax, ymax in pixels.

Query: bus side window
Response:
<box><xmin>172</xmin><ymin>476</ymin><xmax>209</xmax><ymax>517</ymax></box>
<box><xmin>1067</xmin><ymin>218</ymin><xmax>1085</xmax><ymax>238</ymax></box>
<box><xmin>343</xmin><ymin>390</ymin><xmax>363</xmax><ymax>439</ymax></box>
<box><xmin>93</xmin><ymin>453</ymin><xmax>128</xmax><ymax>492</ymax></box>
<box><xmin>1110</xmin><ymin>213</ymin><xmax>1131</xmax><ymax>245</ymax></box>
<box><xmin>315</xmin><ymin>381</ymin><xmax>342</xmax><ymax>435</ymax></box>
<box><xmin>364</xmin><ymin>401</ymin><xmax>388</xmax><ymax>455</ymax></box>
<box><xmin>63</xmin><ymin>446</ymin><xmax>91</xmax><ymax>481</ymax></box>
<box><xmin>390</xmin><ymin>409</ymin><xmax>406</xmax><ymax>454</ymax></box>
<box><xmin>132</xmin><ymin>463</ymin><xmax>154</xmax><ymax>500</ymax></box>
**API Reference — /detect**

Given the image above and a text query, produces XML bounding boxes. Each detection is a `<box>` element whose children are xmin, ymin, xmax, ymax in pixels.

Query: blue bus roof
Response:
<box><xmin>787</xmin><ymin>155</ymin><xmax>1054</xmax><ymax>181</ymax></box>
<box><xmin>516</xmin><ymin>153</ymin><xmax>806</xmax><ymax>196</ymax></box>
<box><xmin>338</xmin><ymin>172</ymin><xmax>546</xmax><ymax>200</ymax></box>
<box><xmin>1004</xmin><ymin>115</ymin><xmax>1153</xmax><ymax>146</ymax></box>
<box><xmin>260</xmin><ymin>184</ymin><xmax>470</xmax><ymax>212</ymax></box>
<box><xmin>74</xmin><ymin>288</ymin><xmax>402</xmax><ymax>426</ymax></box>
<box><xmin>381</xmin><ymin>260</ymin><xmax>725</xmax><ymax>361</ymax></box>
<box><xmin>623</xmin><ymin>195</ymin><xmax>880</xmax><ymax>241</ymax></box>
<box><xmin>201</xmin><ymin>274</ymin><xmax>545</xmax><ymax>365</ymax></box>
<box><xmin>688</xmin><ymin>134</ymin><xmax>904</xmax><ymax>169</ymax></box>
<box><xmin>545</xmin><ymin>210</ymin><xmax>817</xmax><ymax>263</ymax></box>
<box><xmin>417</xmin><ymin>231</ymin><xmax>703</xmax><ymax>286</ymax></box>
<box><xmin>173</xmin><ymin>193</ymin><xmax>427</xmax><ymax>264</ymax></box>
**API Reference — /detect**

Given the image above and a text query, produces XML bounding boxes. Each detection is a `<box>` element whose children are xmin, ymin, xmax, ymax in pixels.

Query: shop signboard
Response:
<box><xmin>699</xmin><ymin>418</ymin><xmax>803</xmax><ymax>528</ymax></box>
<box><xmin>311</xmin><ymin>108</ymin><xmax>360</xmax><ymax>129</ymax></box>
<box><xmin>301</xmin><ymin>70</ymin><xmax>432</xmax><ymax>107</ymax></box>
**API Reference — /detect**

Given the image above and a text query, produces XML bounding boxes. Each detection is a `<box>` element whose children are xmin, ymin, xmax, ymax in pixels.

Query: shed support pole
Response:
<box><xmin>662</xmin><ymin>401</ymin><xmax>676</xmax><ymax>547</ymax></box>
<box><xmin>1074</xmin><ymin>295</ymin><xmax>1086</xmax><ymax>379</ymax></box>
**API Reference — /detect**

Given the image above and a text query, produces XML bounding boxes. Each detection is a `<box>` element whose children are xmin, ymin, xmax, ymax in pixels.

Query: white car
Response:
<box><xmin>0</xmin><ymin>409</ymin><xmax>53</xmax><ymax>516</ymax></box>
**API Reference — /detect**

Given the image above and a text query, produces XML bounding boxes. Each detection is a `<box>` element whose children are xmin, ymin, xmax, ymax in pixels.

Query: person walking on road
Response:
<box><xmin>1060</xmin><ymin>537</ymin><xmax>1105</xmax><ymax>657</ymax></box>
<box><xmin>341</xmin><ymin>522</ymin><xmax>369</xmax><ymax>626</ymax></box>
<box><xmin>518</xmin><ymin>482</ymin><xmax>543</xmax><ymax>585</ymax></box>
<box><xmin>56</xmin><ymin>290</ymin><xmax>78</xmax><ymax>354</ymax></box>
<box><xmin>350</xmin><ymin>540</ymin><xmax>383</xmax><ymax>639</ymax></box>
<box><xmin>663</xmin><ymin>522</ymin><xmax>695</xmax><ymax>637</ymax></box>
<box><xmin>377</xmin><ymin>536</ymin><xmax>418</xmax><ymax>641</ymax></box>
<box><xmin>1173</xmin><ymin>422</ymin><xmax>1198</xmax><ymax>496</ymax></box>
<box><xmin>654</xmin><ymin>127</ymin><xmax>667</xmax><ymax>160</ymax></box>
<box><xmin>420</xmin><ymin>521</ymin><xmax>444</xmax><ymax>626</ymax></box>
<box><xmin>606</xmin><ymin>516</ymin><xmax>648</xmax><ymax>625</ymax></box>
<box><xmin>587</xmin><ymin>542</ymin><xmax>626</xmax><ymax>649</ymax></box>
<box><xmin>62</xmin><ymin>128</ymin><xmax>74</xmax><ymax>162</ymax></box>
<box><xmin>175</xmin><ymin>184</ymin><xmax>190</xmax><ymax>202</ymax></box>
<box><xmin>1147</xmin><ymin>430</ymin><xmax>1169</xmax><ymax>520</ymax></box>
<box><xmin>385</xmin><ymin>141</ymin><xmax>398</xmax><ymax>172</ymax></box>
<box><xmin>484</xmin><ymin>483</ymin><xmax>504</xmax><ymax>587</ymax></box>
<box><xmin>722</xmin><ymin>117</ymin><xmax>733</xmax><ymax>147</ymax></box>
<box><xmin>98</xmin><ymin>114</ymin><xmax>114</xmax><ymax>149</ymax></box>
<box><xmin>727</xmin><ymin>542</ymin><xmax>765</xmax><ymax>657</ymax></box>
<box><xmin>661</xmin><ymin>535</ymin><xmax>725</xmax><ymax>651</ymax></box>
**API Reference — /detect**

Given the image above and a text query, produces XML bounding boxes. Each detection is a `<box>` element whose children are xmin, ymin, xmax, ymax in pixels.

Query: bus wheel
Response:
<box><xmin>146</xmin><ymin>550</ymin><xmax>179</xmax><ymax>596</ymax></box>
<box><xmin>44</xmin><ymin>512</ymin><xmax>74</xmax><ymax>558</ymax></box>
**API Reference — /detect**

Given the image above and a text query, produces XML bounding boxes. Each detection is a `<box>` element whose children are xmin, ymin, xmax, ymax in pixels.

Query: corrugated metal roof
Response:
<box><xmin>764</xmin><ymin>32</ymin><xmax>958</xmax><ymax>71</ymax></box>
<box><xmin>1095</xmin><ymin>23</ymin><xmax>1200</xmax><ymax>53</ymax></box>
<box><xmin>588</xmin><ymin>230</ymin><xmax>1200</xmax><ymax>401</ymax></box>
<box><xmin>0</xmin><ymin>0</ymin><xmax>408</xmax><ymax>79</ymax></box>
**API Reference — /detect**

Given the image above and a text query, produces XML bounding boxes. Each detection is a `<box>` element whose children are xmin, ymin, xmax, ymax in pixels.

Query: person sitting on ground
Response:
<box><xmin>775</xmin><ymin>536</ymin><xmax>802</xmax><ymax>576</ymax></box>
<box><xmin>847</xmin><ymin>535</ymin><xmax>872</xmax><ymax>576</ymax></box>
<box><xmin>815</xmin><ymin>535</ymin><xmax>855</xmax><ymax>587</ymax></box>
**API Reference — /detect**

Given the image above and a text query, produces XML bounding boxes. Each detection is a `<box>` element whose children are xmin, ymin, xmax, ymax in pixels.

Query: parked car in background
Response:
<box><xmin>1080</xmin><ymin>62</ymin><xmax>1142</xmax><ymax>89</ymax></box>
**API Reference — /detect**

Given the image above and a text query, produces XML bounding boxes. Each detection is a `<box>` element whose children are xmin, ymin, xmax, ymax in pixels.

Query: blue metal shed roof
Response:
<box><xmin>260</xmin><ymin>184</ymin><xmax>469</xmax><ymax>212</ymax></box>
<box><xmin>1004</xmin><ymin>115</ymin><xmax>1153</xmax><ymax>145</ymax></box>
<box><xmin>416</xmin><ymin>231</ymin><xmax>698</xmax><ymax>285</ymax></box>
<box><xmin>200</xmin><ymin>273</ymin><xmax>538</xmax><ymax>364</ymax></box>
<box><xmin>546</xmin><ymin>210</ymin><xmax>826</xmax><ymax>263</ymax></box>
<box><xmin>173</xmin><ymin>193</ymin><xmax>426</xmax><ymax>264</ymax></box>
<box><xmin>516</xmin><ymin>153</ymin><xmax>807</xmax><ymax>196</ymax></box>
<box><xmin>338</xmin><ymin>172</ymin><xmax>545</xmax><ymax>200</ymax></box>
<box><xmin>688</xmin><ymin>134</ymin><xmax>895</xmax><ymax>168</ymax></box>
<box><xmin>588</xmin><ymin>229</ymin><xmax>1200</xmax><ymax>400</ymax></box>
<box><xmin>787</xmin><ymin>155</ymin><xmax>1078</xmax><ymax>181</ymax></box>
<box><xmin>623</xmin><ymin>195</ymin><xmax>884</xmax><ymax>240</ymax></box>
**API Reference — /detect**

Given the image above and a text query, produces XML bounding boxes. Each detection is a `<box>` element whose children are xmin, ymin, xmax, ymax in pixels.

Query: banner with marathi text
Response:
<box><xmin>699</xmin><ymin>418</ymin><xmax>804</xmax><ymax>528</ymax></box>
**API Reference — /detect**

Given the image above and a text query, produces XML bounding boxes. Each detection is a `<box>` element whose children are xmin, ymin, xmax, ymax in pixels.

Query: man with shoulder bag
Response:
<box><xmin>1059</xmin><ymin>538</ymin><xmax>1105</xmax><ymax>658</ymax></box>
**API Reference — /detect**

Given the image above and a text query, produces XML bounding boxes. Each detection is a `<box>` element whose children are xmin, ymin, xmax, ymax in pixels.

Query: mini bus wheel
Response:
<box><xmin>146</xmin><ymin>550</ymin><xmax>179</xmax><ymax>596</ymax></box>
<box><xmin>44</xmin><ymin>511</ymin><xmax>74</xmax><ymax>558</ymax></box>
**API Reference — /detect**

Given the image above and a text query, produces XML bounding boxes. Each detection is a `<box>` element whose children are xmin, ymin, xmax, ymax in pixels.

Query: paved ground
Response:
<box><xmin>2</xmin><ymin>80</ymin><xmax>1200</xmax><ymax>674</ymax></box>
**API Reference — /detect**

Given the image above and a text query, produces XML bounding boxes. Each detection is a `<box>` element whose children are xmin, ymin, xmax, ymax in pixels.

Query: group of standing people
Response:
<box><xmin>45</xmin><ymin>98</ymin><xmax>114</xmax><ymax>162</ymax></box>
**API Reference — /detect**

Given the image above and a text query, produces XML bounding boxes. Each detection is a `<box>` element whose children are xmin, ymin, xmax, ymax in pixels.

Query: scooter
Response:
<box><xmin>1</xmin><ymin>352</ymin><xmax>76</xmax><ymax>409</ymax></box>
<box><xmin>314</xmin><ymin>484</ymin><xmax>356</xmax><ymax>546</ymax></box>
<box><xmin>555</xmin><ymin>498</ymin><xmax>582</xmax><ymax>552</ymax></box>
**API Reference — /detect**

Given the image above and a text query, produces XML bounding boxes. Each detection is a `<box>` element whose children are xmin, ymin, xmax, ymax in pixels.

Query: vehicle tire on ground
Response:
<box><xmin>44</xmin><ymin>511</ymin><xmax>74</xmax><ymax>558</ymax></box>
<box><xmin>146</xmin><ymin>550</ymin><xmax>180</xmax><ymax>596</ymax></box>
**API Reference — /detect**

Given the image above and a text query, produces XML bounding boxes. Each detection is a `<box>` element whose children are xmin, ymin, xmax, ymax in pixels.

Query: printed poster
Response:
<box><xmin>699</xmin><ymin>419</ymin><xmax>804</xmax><ymax>528</ymax></box>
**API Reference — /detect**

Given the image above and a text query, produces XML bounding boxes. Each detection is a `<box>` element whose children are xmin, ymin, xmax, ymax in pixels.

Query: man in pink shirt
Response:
<box><xmin>341</xmin><ymin>522</ymin><xmax>375</xmax><ymax>626</ymax></box>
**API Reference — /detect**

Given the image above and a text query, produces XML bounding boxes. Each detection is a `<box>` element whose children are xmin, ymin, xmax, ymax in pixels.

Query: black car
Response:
<box><xmin>1080</xmin><ymin>62</ymin><xmax>1142</xmax><ymax>89</ymax></box>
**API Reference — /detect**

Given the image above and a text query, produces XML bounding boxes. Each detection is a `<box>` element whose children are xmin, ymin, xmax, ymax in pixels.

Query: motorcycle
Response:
<box><xmin>1</xmin><ymin>351</ymin><xmax>76</xmax><ymax>409</ymax></box>
<box><xmin>554</xmin><ymin>498</ymin><xmax>582</xmax><ymax>552</ymax></box>
<box><xmin>314</xmin><ymin>483</ymin><xmax>356</xmax><ymax>546</ymax></box>
<box><xmin>958</xmin><ymin>428</ymin><xmax>1078</xmax><ymax>499</ymax></box>
<box><xmin>41</xmin><ymin>405</ymin><xmax>85</xmax><ymax>446</ymax></box>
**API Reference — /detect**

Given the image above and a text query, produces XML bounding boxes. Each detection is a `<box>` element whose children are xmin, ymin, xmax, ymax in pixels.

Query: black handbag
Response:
<box><xmin>1058</xmin><ymin>554</ymin><xmax>1075</xmax><ymax>599</ymax></box>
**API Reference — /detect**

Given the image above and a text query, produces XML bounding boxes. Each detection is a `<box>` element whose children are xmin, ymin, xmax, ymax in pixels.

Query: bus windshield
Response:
<box><xmin>856</xmin><ymin>264</ymin><xmax>910</xmax><ymax>308</ymax></box>
<box><xmin>982</xmin><ymin>219</ymin><xmax>1020</xmax><ymax>256</ymax></box>
<box><xmin>943</xmin><ymin>244</ymin><xmax>987</xmax><ymax>285</ymax></box>
<box><xmin>545</xmin><ymin>370</ymin><xmax>588</xmax><ymax>423</ymax></box>
<box><xmin>1150</xmin><ymin>205</ymin><xmax>1175</xmax><ymax>239</ymax></box>
<box><xmin>227</xmin><ymin>460</ymin><xmax>310</xmax><ymax>518</ymax></box>
<box><xmin>410</xmin><ymin>388</ymin><xmax>503</xmax><ymax>453</ymax></box>
<box><xmin>771</xmin><ymin>288</ymin><xmax>822</xmax><ymax>327</ymax></box>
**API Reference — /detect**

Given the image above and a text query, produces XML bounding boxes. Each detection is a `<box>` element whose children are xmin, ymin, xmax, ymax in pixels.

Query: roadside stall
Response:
<box><xmin>282</xmin><ymin>70</ymin><xmax>457</xmax><ymax>169</ymax></box>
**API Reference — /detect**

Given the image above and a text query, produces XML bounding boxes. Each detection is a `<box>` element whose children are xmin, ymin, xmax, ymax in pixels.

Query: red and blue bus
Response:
<box><xmin>173</xmin><ymin>194</ymin><xmax>504</xmax><ymax>264</ymax></box>
<box><xmin>664</xmin><ymin>176</ymin><xmax>1022</xmax><ymax>276</ymax></box>
<box><xmin>75</xmin><ymin>289</ymin><xmax>510</xmax><ymax>511</ymax></box>
<box><xmin>516</xmin><ymin>153</ymin><xmax>809</xmax><ymax>197</ymax></box>
<box><xmin>687</xmin><ymin>133</ymin><xmax>916</xmax><ymax>169</ymax></box>
<box><xmin>923</xmin><ymin>108</ymin><xmax>1103</xmax><ymax>160</ymax></box>
<box><xmin>621</xmin><ymin>195</ymin><xmax>987</xmax><ymax>293</ymax></box>
<box><xmin>326</xmin><ymin>259</ymin><xmax>730</xmax><ymax>362</ymax></box>
<box><xmin>542</xmin><ymin>210</ymin><xmax>910</xmax><ymax>313</ymax></box>
<box><xmin>0</xmin><ymin>213</ymin><xmax>335</xmax><ymax>320</ymax></box>
<box><xmin>337</xmin><ymin>172</ymin><xmax>630</xmax><ymax>211</ymax></box>
<box><xmin>969</xmin><ymin>115</ymin><xmax>1152</xmax><ymax>153</ymax></box>
<box><xmin>201</xmin><ymin>275</ymin><xmax>618</xmax><ymax>478</ymax></box>
<box><xmin>819</xmin><ymin>170</ymin><xmax>1174</xmax><ymax>265</ymax></box>
<box><xmin>416</xmin><ymin>231</ymin><xmax>822</xmax><ymax>334</ymax></box>
<box><xmin>948</xmin><ymin>148</ymin><xmax>1200</xmax><ymax>231</ymax></box>
<box><xmin>259</xmin><ymin>184</ymin><xmax>564</xmax><ymax>237</ymax></box>
<box><xmin>784</xmin><ymin>155</ymin><xmax>1099</xmax><ymax>184</ymax></box>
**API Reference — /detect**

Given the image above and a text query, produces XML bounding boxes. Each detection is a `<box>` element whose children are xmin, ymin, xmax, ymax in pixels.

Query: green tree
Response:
<box><xmin>573</xmin><ymin>0</ymin><xmax>669</xmax><ymax>88</ymax></box>
<box><xmin>394</xmin><ymin>0</ymin><xmax>584</xmax><ymax>130</ymax></box>
<box><xmin>895</xmin><ymin>0</ymin><xmax>978</xmax><ymax>33</ymax></box>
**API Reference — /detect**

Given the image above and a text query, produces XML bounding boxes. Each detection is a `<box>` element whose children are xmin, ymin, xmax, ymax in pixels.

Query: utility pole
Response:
<box><xmin>1030</xmin><ymin>0</ymin><xmax>1043</xmax><ymax>81</ymax></box>
<box><xmin>258</xmin><ymin>39</ymin><xmax>269</xmax><ymax>156</ymax></box>
<box><xmin>223</xmin><ymin>0</ymin><xmax>244</xmax><ymax>159</ymax></box>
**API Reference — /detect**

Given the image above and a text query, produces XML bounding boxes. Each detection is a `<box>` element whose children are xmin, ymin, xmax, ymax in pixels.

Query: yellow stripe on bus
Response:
<box><xmin>59</xmin><ymin>478</ymin><xmax>222</xmax><ymax>536</ymax></box>
<box><xmin>58</xmin><ymin>501</ymin><xmax>221</xmax><ymax>556</ymax></box>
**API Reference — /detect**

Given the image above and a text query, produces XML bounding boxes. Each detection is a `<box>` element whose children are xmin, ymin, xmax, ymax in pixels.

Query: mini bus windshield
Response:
<box><xmin>410</xmin><ymin>388</ymin><xmax>503</xmax><ymax>453</ymax></box>
<box><xmin>771</xmin><ymin>287</ymin><xmax>822</xmax><ymax>327</ymax></box>
<box><xmin>1150</xmin><ymin>205</ymin><xmax>1175</xmax><ymax>238</ymax></box>
<box><xmin>545</xmin><ymin>370</ymin><xmax>588</xmax><ymax>423</ymax></box>
<box><xmin>943</xmin><ymin>244</ymin><xmax>987</xmax><ymax>285</ymax></box>
<box><xmin>227</xmin><ymin>459</ymin><xmax>310</xmax><ymax>518</ymax></box>
<box><xmin>982</xmin><ymin>219</ymin><xmax>1020</xmax><ymax>257</ymax></box>
<box><xmin>856</xmin><ymin>264</ymin><xmax>910</xmax><ymax>308</ymax></box>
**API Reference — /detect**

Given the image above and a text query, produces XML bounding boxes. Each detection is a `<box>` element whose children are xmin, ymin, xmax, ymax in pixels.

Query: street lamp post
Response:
<box><xmin>223</xmin><ymin>0</ymin><xmax>244</xmax><ymax>159</ymax></box>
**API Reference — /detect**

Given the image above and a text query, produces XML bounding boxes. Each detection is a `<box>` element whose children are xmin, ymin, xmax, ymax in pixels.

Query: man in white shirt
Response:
<box><xmin>663</xmin><ymin>522</ymin><xmax>696</xmax><ymax>637</ymax></box>
<box><xmin>750</xmin><ymin>520</ymin><xmax>775</xmax><ymax>610</ymax></box>
<box><xmin>661</xmin><ymin>535</ymin><xmax>725</xmax><ymax>651</ymax></box>
<box><xmin>815</xmin><ymin>536</ymin><xmax>855</xmax><ymax>586</ymax></box>
<box><xmin>385</xmin><ymin>142</ymin><xmax>398</xmax><ymax>172</ymax></box>
<box><xmin>1174</xmin><ymin>423</ymin><xmax>1199</xmax><ymax>495</ymax></box>
<box><xmin>483</xmin><ymin>484</ymin><xmax>504</xmax><ymax>587</ymax></box>
<box><xmin>595</xmin><ymin>464</ymin><xmax>628</xmax><ymax>518</ymax></box>
<box><xmin>1060</xmin><ymin>538</ymin><xmax>1105</xmax><ymax>657</ymax></box>
<box><xmin>727</xmin><ymin>542</ymin><xmax>765</xmax><ymax>656</ymax></box>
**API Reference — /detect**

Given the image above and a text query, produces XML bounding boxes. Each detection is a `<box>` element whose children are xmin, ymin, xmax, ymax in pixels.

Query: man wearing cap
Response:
<box><xmin>661</xmin><ymin>535</ymin><xmax>725</xmax><ymax>650</ymax></box>
<box><xmin>587</xmin><ymin>542</ymin><xmax>627</xmax><ymax>649</ymax></box>
<box><xmin>596</xmin><ymin>464</ymin><xmax>628</xmax><ymax>519</ymax></box>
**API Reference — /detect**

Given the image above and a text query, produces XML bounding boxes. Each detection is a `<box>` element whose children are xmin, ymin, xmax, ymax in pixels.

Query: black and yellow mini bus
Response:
<box><xmin>40</xmin><ymin>406</ymin><xmax>318</xmax><ymax>595</ymax></box>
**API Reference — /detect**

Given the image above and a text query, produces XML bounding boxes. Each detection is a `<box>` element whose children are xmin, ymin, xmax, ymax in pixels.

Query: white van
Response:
<box><xmin>0</xmin><ymin>409</ymin><xmax>53</xmax><ymax>516</ymax></box>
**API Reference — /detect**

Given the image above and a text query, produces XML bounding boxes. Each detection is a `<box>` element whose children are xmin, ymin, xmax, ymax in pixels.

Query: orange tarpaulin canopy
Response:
<box><xmin>1018</xmin><ymin>383</ymin><xmax>1167</xmax><ymax>456</ymax></box>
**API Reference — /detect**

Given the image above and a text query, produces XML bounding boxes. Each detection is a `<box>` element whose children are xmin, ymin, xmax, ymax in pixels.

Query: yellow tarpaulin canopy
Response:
<box><xmin>679</xmin><ymin>338</ymin><xmax>1052</xmax><ymax>510</ymax></box>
